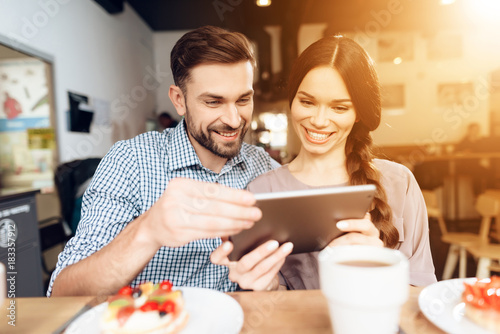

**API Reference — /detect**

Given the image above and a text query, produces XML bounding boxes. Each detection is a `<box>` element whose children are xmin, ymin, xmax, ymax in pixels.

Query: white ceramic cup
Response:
<box><xmin>318</xmin><ymin>245</ymin><xmax>409</xmax><ymax>334</ymax></box>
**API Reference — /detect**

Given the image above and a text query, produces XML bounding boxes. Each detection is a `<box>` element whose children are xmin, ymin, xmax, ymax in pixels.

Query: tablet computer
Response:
<box><xmin>228</xmin><ymin>184</ymin><xmax>376</xmax><ymax>261</ymax></box>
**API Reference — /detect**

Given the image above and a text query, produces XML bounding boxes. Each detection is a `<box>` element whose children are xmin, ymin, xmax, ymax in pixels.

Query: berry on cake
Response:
<box><xmin>462</xmin><ymin>276</ymin><xmax>500</xmax><ymax>333</ymax></box>
<box><xmin>101</xmin><ymin>280</ymin><xmax>188</xmax><ymax>334</ymax></box>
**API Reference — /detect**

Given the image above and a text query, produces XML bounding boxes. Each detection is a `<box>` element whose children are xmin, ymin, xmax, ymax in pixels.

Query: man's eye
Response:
<box><xmin>205</xmin><ymin>100</ymin><xmax>221</xmax><ymax>106</ymax></box>
<box><xmin>237</xmin><ymin>98</ymin><xmax>251</xmax><ymax>104</ymax></box>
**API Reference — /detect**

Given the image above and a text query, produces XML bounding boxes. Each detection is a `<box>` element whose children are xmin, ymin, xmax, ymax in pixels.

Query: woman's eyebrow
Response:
<box><xmin>297</xmin><ymin>91</ymin><xmax>351</xmax><ymax>103</ymax></box>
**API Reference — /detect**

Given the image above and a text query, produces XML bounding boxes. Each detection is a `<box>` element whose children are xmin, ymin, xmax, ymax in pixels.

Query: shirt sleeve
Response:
<box><xmin>47</xmin><ymin>141</ymin><xmax>141</xmax><ymax>296</ymax></box>
<box><xmin>403</xmin><ymin>170</ymin><xmax>438</xmax><ymax>286</ymax></box>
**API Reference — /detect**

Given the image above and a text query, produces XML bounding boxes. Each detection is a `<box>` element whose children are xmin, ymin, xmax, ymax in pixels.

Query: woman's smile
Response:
<box><xmin>303</xmin><ymin>126</ymin><xmax>335</xmax><ymax>143</ymax></box>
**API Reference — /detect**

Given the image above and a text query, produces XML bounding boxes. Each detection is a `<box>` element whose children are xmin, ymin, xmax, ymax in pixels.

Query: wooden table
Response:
<box><xmin>0</xmin><ymin>286</ymin><xmax>445</xmax><ymax>334</ymax></box>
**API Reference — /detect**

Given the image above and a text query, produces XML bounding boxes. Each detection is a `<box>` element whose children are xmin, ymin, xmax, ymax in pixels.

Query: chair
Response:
<box><xmin>37</xmin><ymin>158</ymin><xmax>101</xmax><ymax>288</ymax></box>
<box><xmin>54</xmin><ymin>158</ymin><xmax>101</xmax><ymax>234</ymax></box>
<box><xmin>464</xmin><ymin>193</ymin><xmax>500</xmax><ymax>278</ymax></box>
<box><xmin>36</xmin><ymin>192</ymin><xmax>72</xmax><ymax>292</ymax></box>
<box><xmin>483</xmin><ymin>189</ymin><xmax>500</xmax><ymax>242</ymax></box>
<box><xmin>421</xmin><ymin>189</ymin><xmax>484</xmax><ymax>279</ymax></box>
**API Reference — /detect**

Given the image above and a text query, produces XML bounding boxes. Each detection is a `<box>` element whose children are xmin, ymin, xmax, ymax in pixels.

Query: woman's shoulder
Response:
<box><xmin>373</xmin><ymin>158</ymin><xmax>418</xmax><ymax>191</ymax></box>
<box><xmin>373</xmin><ymin>158</ymin><xmax>414</xmax><ymax>178</ymax></box>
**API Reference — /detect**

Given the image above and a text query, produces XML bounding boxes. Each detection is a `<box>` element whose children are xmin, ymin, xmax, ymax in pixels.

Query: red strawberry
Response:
<box><xmin>118</xmin><ymin>286</ymin><xmax>133</xmax><ymax>296</ymax></box>
<box><xmin>159</xmin><ymin>300</ymin><xmax>176</xmax><ymax>314</ymax></box>
<box><xmin>140</xmin><ymin>301</ymin><xmax>159</xmax><ymax>312</ymax></box>
<box><xmin>159</xmin><ymin>281</ymin><xmax>173</xmax><ymax>292</ymax></box>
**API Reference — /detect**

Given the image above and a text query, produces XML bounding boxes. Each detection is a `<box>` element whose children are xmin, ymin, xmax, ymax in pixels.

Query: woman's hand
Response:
<box><xmin>328</xmin><ymin>213</ymin><xmax>383</xmax><ymax>247</ymax></box>
<box><xmin>210</xmin><ymin>238</ymin><xmax>293</xmax><ymax>291</ymax></box>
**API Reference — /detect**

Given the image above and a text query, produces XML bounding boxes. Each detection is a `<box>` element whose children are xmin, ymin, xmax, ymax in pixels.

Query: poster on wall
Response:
<box><xmin>377</xmin><ymin>36</ymin><xmax>414</xmax><ymax>63</ymax></box>
<box><xmin>0</xmin><ymin>58</ymin><xmax>52</xmax><ymax>178</ymax></box>
<box><xmin>0</xmin><ymin>59</ymin><xmax>50</xmax><ymax>132</ymax></box>
<box><xmin>437</xmin><ymin>82</ymin><xmax>474</xmax><ymax>107</ymax></box>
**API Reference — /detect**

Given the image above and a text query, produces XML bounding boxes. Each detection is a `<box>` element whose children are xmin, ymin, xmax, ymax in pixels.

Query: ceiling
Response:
<box><xmin>95</xmin><ymin>0</ymin><xmax>473</xmax><ymax>100</ymax></box>
<box><xmin>123</xmin><ymin>0</ymin><xmax>465</xmax><ymax>33</ymax></box>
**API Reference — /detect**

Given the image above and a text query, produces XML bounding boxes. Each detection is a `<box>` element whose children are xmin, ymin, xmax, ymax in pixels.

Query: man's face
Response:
<box><xmin>181</xmin><ymin>61</ymin><xmax>254</xmax><ymax>161</ymax></box>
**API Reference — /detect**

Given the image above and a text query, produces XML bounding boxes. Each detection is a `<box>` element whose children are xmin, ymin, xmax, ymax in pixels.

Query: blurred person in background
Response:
<box><xmin>157</xmin><ymin>111</ymin><xmax>179</xmax><ymax>130</ymax></box>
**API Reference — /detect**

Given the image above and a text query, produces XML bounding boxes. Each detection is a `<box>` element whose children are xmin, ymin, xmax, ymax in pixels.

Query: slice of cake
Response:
<box><xmin>462</xmin><ymin>276</ymin><xmax>500</xmax><ymax>333</ymax></box>
<box><xmin>101</xmin><ymin>281</ymin><xmax>189</xmax><ymax>334</ymax></box>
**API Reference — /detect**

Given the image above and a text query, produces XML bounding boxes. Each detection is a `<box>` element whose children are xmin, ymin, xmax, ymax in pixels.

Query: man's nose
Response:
<box><xmin>220</xmin><ymin>104</ymin><xmax>241</xmax><ymax>129</ymax></box>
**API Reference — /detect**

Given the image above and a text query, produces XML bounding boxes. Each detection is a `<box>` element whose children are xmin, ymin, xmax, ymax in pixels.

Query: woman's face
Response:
<box><xmin>291</xmin><ymin>66</ymin><xmax>357</xmax><ymax>156</ymax></box>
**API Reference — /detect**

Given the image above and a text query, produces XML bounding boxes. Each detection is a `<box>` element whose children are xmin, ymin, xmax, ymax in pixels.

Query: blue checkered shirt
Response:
<box><xmin>47</xmin><ymin>120</ymin><xmax>278</xmax><ymax>296</ymax></box>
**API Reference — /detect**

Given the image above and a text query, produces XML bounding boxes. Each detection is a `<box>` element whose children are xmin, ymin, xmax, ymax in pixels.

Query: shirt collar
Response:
<box><xmin>167</xmin><ymin>119</ymin><xmax>246</xmax><ymax>172</ymax></box>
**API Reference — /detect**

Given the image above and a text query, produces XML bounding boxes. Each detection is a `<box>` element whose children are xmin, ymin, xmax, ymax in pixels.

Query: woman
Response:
<box><xmin>211</xmin><ymin>35</ymin><xmax>436</xmax><ymax>290</ymax></box>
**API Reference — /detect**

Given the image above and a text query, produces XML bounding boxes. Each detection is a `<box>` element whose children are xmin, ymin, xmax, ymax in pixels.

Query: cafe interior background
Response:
<box><xmin>0</xmin><ymin>0</ymin><xmax>499</xmax><ymax>295</ymax></box>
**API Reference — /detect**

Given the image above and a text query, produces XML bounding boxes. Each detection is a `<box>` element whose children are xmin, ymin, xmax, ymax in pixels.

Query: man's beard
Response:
<box><xmin>184</xmin><ymin>107</ymin><xmax>248</xmax><ymax>160</ymax></box>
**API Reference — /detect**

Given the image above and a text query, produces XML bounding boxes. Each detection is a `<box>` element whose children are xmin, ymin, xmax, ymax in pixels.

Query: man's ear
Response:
<box><xmin>169</xmin><ymin>85</ymin><xmax>186</xmax><ymax>117</ymax></box>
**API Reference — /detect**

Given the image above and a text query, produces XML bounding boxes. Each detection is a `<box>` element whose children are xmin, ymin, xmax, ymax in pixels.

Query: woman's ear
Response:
<box><xmin>169</xmin><ymin>85</ymin><xmax>186</xmax><ymax>117</ymax></box>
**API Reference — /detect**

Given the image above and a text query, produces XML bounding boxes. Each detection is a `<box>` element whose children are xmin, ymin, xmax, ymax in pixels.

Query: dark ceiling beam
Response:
<box><xmin>93</xmin><ymin>0</ymin><xmax>124</xmax><ymax>14</ymax></box>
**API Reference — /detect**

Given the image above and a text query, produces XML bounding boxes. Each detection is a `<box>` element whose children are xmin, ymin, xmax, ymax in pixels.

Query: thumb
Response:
<box><xmin>211</xmin><ymin>241</ymin><xmax>233</xmax><ymax>265</ymax></box>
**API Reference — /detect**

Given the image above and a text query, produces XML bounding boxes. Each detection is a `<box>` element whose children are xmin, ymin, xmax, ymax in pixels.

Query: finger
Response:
<box><xmin>329</xmin><ymin>232</ymin><xmax>384</xmax><ymax>247</ymax></box>
<box><xmin>251</xmin><ymin>260</ymin><xmax>287</xmax><ymax>291</ymax></box>
<box><xmin>336</xmin><ymin>218</ymin><xmax>379</xmax><ymax>237</ymax></box>
<box><xmin>179</xmin><ymin>214</ymin><xmax>256</xmax><ymax>235</ymax></box>
<box><xmin>210</xmin><ymin>241</ymin><xmax>234</xmax><ymax>266</ymax></box>
<box><xmin>193</xmin><ymin>199</ymin><xmax>262</xmax><ymax>221</ymax></box>
<box><xmin>236</xmin><ymin>240</ymin><xmax>281</xmax><ymax>273</ymax></box>
<box><xmin>238</xmin><ymin>258</ymin><xmax>287</xmax><ymax>291</ymax></box>
<box><xmin>237</xmin><ymin>242</ymin><xmax>293</xmax><ymax>284</ymax></box>
<box><xmin>170</xmin><ymin>178</ymin><xmax>257</xmax><ymax>206</ymax></box>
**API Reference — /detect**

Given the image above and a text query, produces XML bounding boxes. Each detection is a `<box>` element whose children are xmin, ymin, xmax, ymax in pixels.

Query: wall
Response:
<box><xmin>0</xmin><ymin>0</ymin><xmax>156</xmax><ymax>163</ymax></box>
<box><xmin>152</xmin><ymin>30</ymin><xmax>188</xmax><ymax>122</ymax></box>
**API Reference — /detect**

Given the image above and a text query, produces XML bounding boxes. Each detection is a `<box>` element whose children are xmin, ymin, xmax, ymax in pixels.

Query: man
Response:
<box><xmin>49</xmin><ymin>26</ymin><xmax>287</xmax><ymax>296</ymax></box>
<box><xmin>157</xmin><ymin>111</ymin><xmax>178</xmax><ymax>130</ymax></box>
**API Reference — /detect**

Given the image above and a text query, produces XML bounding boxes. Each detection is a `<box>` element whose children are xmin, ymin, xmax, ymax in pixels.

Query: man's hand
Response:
<box><xmin>328</xmin><ymin>213</ymin><xmax>383</xmax><ymax>247</ymax></box>
<box><xmin>211</xmin><ymin>238</ymin><xmax>293</xmax><ymax>291</ymax></box>
<box><xmin>144</xmin><ymin>178</ymin><xmax>263</xmax><ymax>248</ymax></box>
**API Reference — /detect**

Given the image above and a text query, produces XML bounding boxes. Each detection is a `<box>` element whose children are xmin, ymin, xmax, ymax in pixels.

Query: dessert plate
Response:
<box><xmin>64</xmin><ymin>287</ymin><xmax>244</xmax><ymax>334</ymax></box>
<box><xmin>418</xmin><ymin>278</ymin><xmax>493</xmax><ymax>334</ymax></box>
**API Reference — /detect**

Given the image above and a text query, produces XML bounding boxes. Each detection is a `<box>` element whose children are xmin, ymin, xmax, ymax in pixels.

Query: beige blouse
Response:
<box><xmin>247</xmin><ymin>159</ymin><xmax>437</xmax><ymax>288</ymax></box>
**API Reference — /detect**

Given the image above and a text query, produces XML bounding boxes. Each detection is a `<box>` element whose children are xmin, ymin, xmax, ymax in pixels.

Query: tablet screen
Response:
<box><xmin>228</xmin><ymin>184</ymin><xmax>376</xmax><ymax>261</ymax></box>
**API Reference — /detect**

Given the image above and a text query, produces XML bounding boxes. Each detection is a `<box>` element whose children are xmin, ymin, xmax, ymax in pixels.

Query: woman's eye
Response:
<box><xmin>300</xmin><ymin>100</ymin><xmax>313</xmax><ymax>106</ymax></box>
<box><xmin>332</xmin><ymin>105</ymin><xmax>350</xmax><ymax>112</ymax></box>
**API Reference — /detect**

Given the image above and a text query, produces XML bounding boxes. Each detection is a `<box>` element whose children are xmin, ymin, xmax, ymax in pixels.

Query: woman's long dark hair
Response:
<box><xmin>287</xmin><ymin>36</ymin><xmax>399</xmax><ymax>248</ymax></box>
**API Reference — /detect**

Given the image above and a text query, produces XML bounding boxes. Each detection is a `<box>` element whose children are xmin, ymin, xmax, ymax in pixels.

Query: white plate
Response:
<box><xmin>418</xmin><ymin>278</ymin><xmax>495</xmax><ymax>334</ymax></box>
<box><xmin>65</xmin><ymin>287</ymin><xmax>244</xmax><ymax>334</ymax></box>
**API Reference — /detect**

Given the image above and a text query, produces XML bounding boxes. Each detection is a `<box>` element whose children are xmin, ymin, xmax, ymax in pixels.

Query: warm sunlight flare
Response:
<box><xmin>256</xmin><ymin>0</ymin><xmax>271</xmax><ymax>7</ymax></box>
<box><xmin>464</xmin><ymin>0</ymin><xmax>500</xmax><ymax>24</ymax></box>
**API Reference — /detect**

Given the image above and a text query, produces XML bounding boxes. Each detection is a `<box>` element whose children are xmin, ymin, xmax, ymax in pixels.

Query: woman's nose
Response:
<box><xmin>310</xmin><ymin>106</ymin><xmax>329</xmax><ymax>128</ymax></box>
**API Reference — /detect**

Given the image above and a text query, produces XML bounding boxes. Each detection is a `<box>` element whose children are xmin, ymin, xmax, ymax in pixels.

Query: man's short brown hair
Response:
<box><xmin>170</xmin><ymin>26</ymin><xmax>256</xmax><ymax>94</ymax></box>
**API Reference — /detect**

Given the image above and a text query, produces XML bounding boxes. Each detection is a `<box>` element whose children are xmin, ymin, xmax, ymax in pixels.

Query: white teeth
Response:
<box><xmin>307</xmin><ymin>129</ymin><xmax>331</xmax><ymax>141</ymax></box>
<box><xmin>218</xmin><ymin>131</ymin><xmax>237</xmax><ymax>137</ymax></box>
